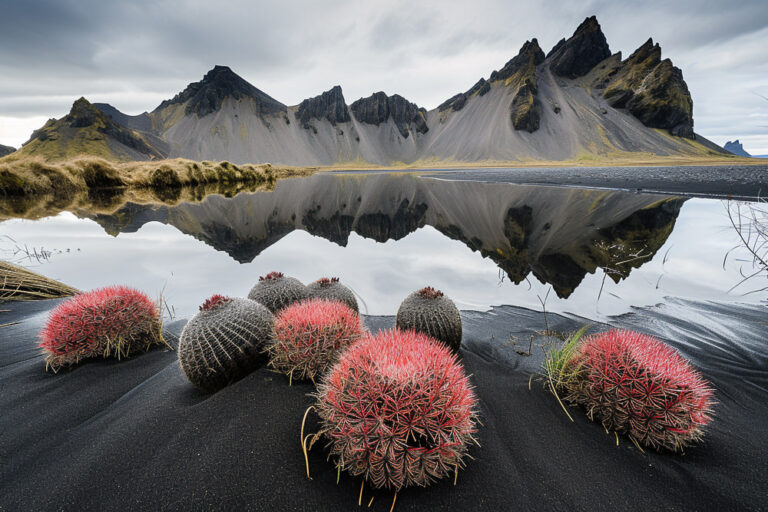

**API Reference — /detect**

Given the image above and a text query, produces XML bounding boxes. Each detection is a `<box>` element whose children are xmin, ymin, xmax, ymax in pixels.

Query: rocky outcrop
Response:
<box><xmin>438</xmin><ymin>78</ymin><xmax>491</xmax><ymax>113</ymax></box>
<box><xmin>548</xmin><ymin>16</ymin><xmax>611</xmax><ymax>78</ymax></box>
<box><xmin>595</xmin><ymin>39</ymin><xmax>695</xmax><ymax>138</ymax></box>
<box><xmin>492</xmin><ymin>40</ymin><xmax>545</xmax><ymax>132</ymax></box>
<box><xmin>295</xmin><ymin>85</ymin><xmax>350</xmax><ymax>129</ymax></box>
<box><xmin>154</xmin><ymin>65</ymin><xmax>286</xmax><ymax>117</ymax></box>
<box><xmin>350</xmin><ymin>92</ymin><xmax>428</xmax><ymax>137</ymax></box>
<box><xmin>0</xmin><ymin>144</ymin><xmax>15</xmax><ymax>157</ymax></box>
<box><xmin>490</xmin><ymin>39</ymin><xmax>545</xmax><ymax>82</ymax></box>
<box><xmin>724</xmin><ymin>140</ymin><xmax>750</xmax><ymax>157</ymax></box>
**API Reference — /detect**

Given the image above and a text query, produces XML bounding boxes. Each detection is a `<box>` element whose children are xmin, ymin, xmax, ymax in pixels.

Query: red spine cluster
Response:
<box><xmin>39</xmin><ymin>285</ymin><xmax>162</xmax><ymax>371</ymax></box>
<box><xmin>315</xmin><ymin>277</ymin><xmax>340</xmax><ymax>287</ymax></box>
<box><xmin>315</xmin><ymin>328</ymin><xmax>478</xmax><ymax>490</ymax></box>
<box><xmin>417</xmin><ymin>286</ymin><xmax>444</xmax><ymax>299</ymax></box>
<box><xmin>566</xmin><ymin>329</ymin><xmax>714</xmax><ymax>452</ymax></box>
<box><xmin>199</xmin><ymin>294</ymin><xmax>230</xmax><ymax>311</ymax></box>
<box><xmin>259</xmin><ymin>271</ymin><xmax>284</xmax><ymax>281</ymax></box>
<box><xmin>268</xmin><ymin>298</ymin><xmax>364</xmax><ymax>382</ymax></box>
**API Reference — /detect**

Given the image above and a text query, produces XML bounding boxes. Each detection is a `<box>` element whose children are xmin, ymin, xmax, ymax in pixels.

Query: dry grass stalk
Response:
<box><xmin>0</xmin><ymin>260</ymin><xmax>79</xmax><ymax>302</ymax></box>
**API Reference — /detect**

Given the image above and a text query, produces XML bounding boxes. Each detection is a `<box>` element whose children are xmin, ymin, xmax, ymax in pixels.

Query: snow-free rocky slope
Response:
<box><xmin>17</xmin><ymin>16</ymin><xmax>727</xmax><ymax>165</ymax></box>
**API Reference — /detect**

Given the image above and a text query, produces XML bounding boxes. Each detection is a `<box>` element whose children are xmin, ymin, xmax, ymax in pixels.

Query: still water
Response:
<box><xmin>1</xmin><ymin>172</ymin><xmax>765</xmax><ymax>319</ymax></box>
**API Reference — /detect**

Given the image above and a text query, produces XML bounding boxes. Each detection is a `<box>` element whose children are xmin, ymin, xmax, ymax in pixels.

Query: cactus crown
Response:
<box><xmin>418</xmin><ymin>286</ymin><xmax>444</xmax><ymax>299</ymax></box>
<box><xmin>259</xmin><ymin>271</ymin><xmax>284</xmax><ymax>281</ymax></box>
<box><xmin>199</xmin><ymin>294</ymin><xmax>231</xmax><ymax>311</ymax></box>
<box><xmin>316</xmin><ymin>277</ymin><xmax>340</xmax><ymax>287</ymax></box>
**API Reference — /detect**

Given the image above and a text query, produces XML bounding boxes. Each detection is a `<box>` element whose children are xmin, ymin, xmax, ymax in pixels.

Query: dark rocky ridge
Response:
<box><xmin>548</xmin><ymin>16</ymin><xmax>611</xmax><ymax>78</ymax></box>
<box><xmin>350</xmin><ymin>92</ymin><xmax>428</xmax><ymax>137</ymax></box>
<box><xmin>438</xmin><ymin>78</ymin><xmax>491</xmax><ymax>113</ymax></box>
<box><xmin>295</xmin><ymin>85</ymin><xmax>351</xmax><ymax>129</ymax></box>
<box><xmin>724</xmin><ymin>140</ymin><xmax>750</xmax><ymax>157</ymax></box>
<box><xmin>501</xmin><ymin>39</ymin><xmax>546</xmax><ymax>132</ymax></box>
<box><xmin>490</xmin><ymin>39</ymin><xmax>545</xmax><ymax>83</ymax></box>
<box><xmin>94</xmin><ymin>103</ymin><xmax>153</xmax><ymax>132</ymax></box>
<box><xmin>594</xmin><ymin>38</ymin><xmax>695</xmax><ymax>138</ymax></box>
<box><xmin>154</xmin><ymin>65</ymin><xmax>286</xmax><ymax>117</ymax></box>
<box><xmin>0</xmin><ymin>144</ymin><xmax>15</xmax><ymax>157</ymax></box>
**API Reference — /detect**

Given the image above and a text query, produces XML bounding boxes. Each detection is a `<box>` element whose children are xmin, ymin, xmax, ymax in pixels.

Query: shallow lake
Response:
<box><xmin>1</xmin><ymin>171</ymin><xmax>765</xmax><ymax>320</ymax></box>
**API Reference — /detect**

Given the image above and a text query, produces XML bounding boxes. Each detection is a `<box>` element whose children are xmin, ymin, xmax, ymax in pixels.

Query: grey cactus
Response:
<box><xmin>178</xmin><ymin>295</ymin><xmax>275</xmax><ymax>393</ymax></box>
<box><xmin>247</xmin><ymin>271</ymin><xmax>308</xmax><ymax>314</ymax></box>
<box><xmin>306</xmin><ymin>277</ymin><xmax>358</xmax><ymax>313</ymax></box>
<box><xmin>396</xmin><ymin>287</ymin><xmax>462</xmax><ymax>352</ymax></box>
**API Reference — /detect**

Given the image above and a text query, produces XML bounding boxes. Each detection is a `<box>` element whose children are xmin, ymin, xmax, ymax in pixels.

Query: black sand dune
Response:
<box><xmin>1</xmin><ymin>299</ymin><xmax>766</xmax><ymax>511</ymax></box>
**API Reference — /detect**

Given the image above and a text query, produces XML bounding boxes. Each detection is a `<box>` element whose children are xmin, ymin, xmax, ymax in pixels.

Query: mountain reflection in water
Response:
<box><xmin>84</xmin><ymin>173</ymin><xmax>684</xmax><ymax>299</ymax></box>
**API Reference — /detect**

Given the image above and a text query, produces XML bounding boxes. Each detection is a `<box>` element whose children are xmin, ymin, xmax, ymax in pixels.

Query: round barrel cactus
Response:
<box><xmin>306</xmin><ymin>277</ymin><xmax>358</xmax><ymax>313</ymax></box>
<box><xmin>178</xmin><ymin>295</ymin><xmax>275</xmax><ymax>393</ymax></box>
<box><xmin>268</xmin><ymin>298</ymin><xmax>364</xmax><ymax>383</ymax></box>
<box><xmin>39</xmin><ymin>285</ymin><xmax>164</xmax><ymax>372</ymax></box>
<box><xmin>563</xmin><ymin>329</ymin><xmax>714</xmax><ymax>452</ymax></box>
<box><xmin>247</xmin><ymin>271</ymin><xmax>308</xmax><ymax>314</ymax></box>
<box><xmin>396</xmin><ymin>286</ymin><xmax>462</xmax><ymax>352</ymax></box>
<box><xmin>315</xmin><ymin>328</ymin><xmax>478</xmax><ymax>491</ymax></box>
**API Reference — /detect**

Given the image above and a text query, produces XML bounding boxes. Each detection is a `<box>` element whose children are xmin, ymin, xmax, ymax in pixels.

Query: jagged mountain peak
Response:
<box><xmin>296</xmin><ymin>85</ymin><xmax>350</xmax><ymax>128</ymax></box>
<box><xmin>154</xmin><ymin>65</ymin><xmax>286</xmax><ymax>118</ymax></box>
<box><xmin>350</xmin><ymin>92</ymin><xmax>428</xmax><ymax>138</ymax></box>
<box><xmin>724</xmin><ymin>140</ymin><xmax>751</xmax><ymax>157</ymax></box>
<box><xmin>548</xmin><ymin>15</ymin><xmax>611</xmax><ymax>78</ymax></box>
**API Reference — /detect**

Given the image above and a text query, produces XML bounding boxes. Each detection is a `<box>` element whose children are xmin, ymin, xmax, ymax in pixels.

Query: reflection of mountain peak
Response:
<box><xmin>85</xmin><ymin>175</ymin><xmax>684</xmax><ymax>297</ymax></box>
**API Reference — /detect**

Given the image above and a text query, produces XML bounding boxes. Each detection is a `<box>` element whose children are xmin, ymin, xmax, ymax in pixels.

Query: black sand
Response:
<box><xmin>1</xmin><ymin>299</ymin><xmax>767</xmax><ymax>511</ymax></box>
<box><xmin>334</xmin><ymin>165</ymin><xmax>768</xmax><ymax>199</ymax></box>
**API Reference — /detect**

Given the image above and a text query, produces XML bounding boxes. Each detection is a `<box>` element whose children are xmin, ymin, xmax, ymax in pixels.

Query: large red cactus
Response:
<box><xmin>315</xmin><ymin>328</ymin><xmax>478</xmax><ymax>491</ymax></box>
<box><xmin>564</xmin><ymin>329</ymin><xmax>714</xmax><ymax>452</ymax></box>
<box><xmin>39</xmin><ymin>286</ymin><xmax>163</xmax><ymax>371</ymax></box>
<box><xmin>268</xmin><ymin>298</ymin><xmax>364</xmax><ymax>383</ymax></box>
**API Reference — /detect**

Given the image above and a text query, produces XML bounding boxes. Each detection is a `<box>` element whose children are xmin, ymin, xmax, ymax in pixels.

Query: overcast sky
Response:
<box><xmin>1</xmin><ymin>0</ymin><xmax>766</xmax><ymax>153</ymax></box>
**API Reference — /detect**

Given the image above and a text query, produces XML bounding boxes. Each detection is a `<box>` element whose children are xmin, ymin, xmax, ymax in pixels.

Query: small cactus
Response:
<box><xmin>178</xmin><ymin>295</ymin><xmax>275</xmax><ymax>393</ymax></box>
<box><xmin>38</xmin><ymin>286</ymin><xmax>164</xmax><ymax>372</ymax></box>
<box><xmin>561</xmin><ymin>329</ymin><xmax>714</xmax><ymax>452</ymax></box>
<box><xmin>247</xmin><ymin>271</ymin><xmax>308</xmax><ymax>314</ymax></box>
<box><xmin>396</xmin><ymin>286</ymin><xmax>462</xmax><ymax>352</ymax></box>
<box><xmin>268</xmin><ymin>298</ymin><xmax>364</xmax><ymax>383</ymax></box>
<box><xmin>306</xmin><ymin>277</ymin><xmax>358</xmax><ymax>313</ymax></box>
<box><xmin>315</xmin><ymin>328</ymin><xmax>478</xmax><ymax>491</ymax></box>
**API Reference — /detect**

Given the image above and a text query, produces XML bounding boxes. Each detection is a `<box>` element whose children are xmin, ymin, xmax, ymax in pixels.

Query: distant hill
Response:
<box><xmin>16</xmin><ymin>16</ymin><xmax>732</xmax><ymax>165</ymax></box>
<box><xmin>0</xmin><ymin>144</ymin><xmax>15</xmax><ymax>157</ymax></box>
<box><xmin>724</xmin><ymin>140</ymin><xmax>751</xmax><ymax>157</ymax></box>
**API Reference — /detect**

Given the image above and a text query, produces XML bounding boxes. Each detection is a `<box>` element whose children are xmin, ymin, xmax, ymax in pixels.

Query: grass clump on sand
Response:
<box><xmin>542</xmin><ymin>327</ymin><xmax>714</xmax><ymax>452</ymax></box>
<box><xmin>0</xmin><ymin>154</ymin><xmax>316</xmax><ymax>198</ymax></box>
<box><xmin>0</xmin><ymin>260</ymin><xmax>80</xmax><ymax>302</ymax></box>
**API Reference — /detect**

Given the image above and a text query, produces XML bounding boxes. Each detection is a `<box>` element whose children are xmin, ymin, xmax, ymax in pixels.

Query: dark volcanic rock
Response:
<box><xmin>599</xmin><ymin>39</ymin><xmax>695</xmax><ymax>138</ymax></box>
<box><xmin>490</xmin><ymin>39</ymin><xmax>545</xmax><ymax>82</ymax></box>
<box><xmin>548</xmin><ymin>16</ymin><xmax>611</xmax><ymax>78</ymax></box>
<box><xmin>724</xmin><ymin>140</ymin><xmax>751</xmax><ymax>157</ymax></box>
<box><xmin>0</xmin><ymin>144</ymin><xmax>16</xmax><ymax>157</ymax></box>
<box><xmin>350</xmin><ymin>92</ymin><xmax>428</xmax><ymax>137</ymax></box>
<box><xmin>438</xmin><ymin>78</ymin><xmax>491</xmax><ymax>113</ymax></box>
<box><xmin>295</xmin><ymin>85</ymin><xmax>351</xmax><ymax>129</ymax></box>
<box><xmin>94</xmin><ymin>103</ymin><xmax>154</xmax><ymax>132</ymax></box>
<box><xmin>510</xmin><ymin>82</ymin><xmax>540</xmax><ymax>132</ymax></box>
<box><xmin>155</xmin><ymin>65</ymin><xmax>286</xmax><ymax>118</ymax></box>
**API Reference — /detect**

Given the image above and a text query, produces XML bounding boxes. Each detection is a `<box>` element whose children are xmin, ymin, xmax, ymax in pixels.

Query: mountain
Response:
<box><xmin>20</xmin><ymin>98</ymin><xmax>166</xmax><ymax>161</ymax></box>
<box><xmin>83</xmin><ymin>173</ymin><xmax>684</xmax><ymax>298</ymax></box>
<box><xmin>724</xmin><ymin>140</ymin><xmax>751</xmax><ymax>157</ymax></box>
<box><xmin>0</xmin><ymin>144</ymin><xmax>15</xmax><ymax>157</ymax></box>
<box><xmin>19</xmin><ymin>16</ymin><xmax>732</xmax><ymax>165</ymax></box>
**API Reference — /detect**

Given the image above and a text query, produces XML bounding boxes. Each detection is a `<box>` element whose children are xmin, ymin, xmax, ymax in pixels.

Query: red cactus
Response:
<box><xmin>39</xmin><ymin>286</ymin><xmax>164</xmax><ymax>372</ymax></box>
<box><xmin>268</xmin><ymin>298</ymin><xmax>364</xmax><ymax>382</ymax></box>
<box><xmin>564</xmin><ymin>329</ymin><xmax>714</xmax><ymax>452</ymax></box>
<box><xmin>199</xmin><ymin>294</ymin><xmax>230</xmax><ymax>311</ymax></box>
<box><xmin>259</xmin><ymin>271</ymin><xmax>284</xmax><ymax>281</ymax></box>
<box><xmin>315</xmin><ymin>328</ymin><xmax>479</xmax><ymax>491</ymax></box>
<box><xmin>417</xmin><ymin>286</ymin><xmax>444</xmax><ymax>299</ymax></box>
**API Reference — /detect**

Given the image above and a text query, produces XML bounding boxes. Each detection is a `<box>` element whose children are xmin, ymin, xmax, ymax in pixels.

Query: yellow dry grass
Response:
<box><xmin>0</xmin><ymin>260</ymin><xmax>79</xmax><ymax>302</ymax></box>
